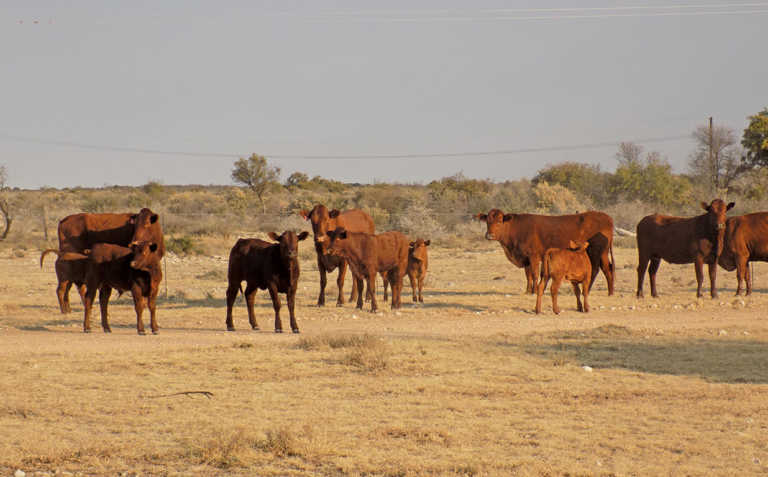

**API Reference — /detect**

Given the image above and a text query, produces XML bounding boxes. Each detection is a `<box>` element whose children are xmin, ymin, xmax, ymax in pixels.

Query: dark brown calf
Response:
<box><xmin>718</xmin><ymin>212</ymin><xmax>768</xmax><ymax>295</ymax></box>
<box><xmin>535</xmin><ymin>241</ymin><xmax>591</xmax><ymax>315</ymax></box>
<box><xmin>300</xmin><ymin>205</ymin><xmax>375</xmax><ymax>306</ymax></box>
<box><xmin>323</xmin><ymin>228</ymin><xmax>409</xmax><ymax>312</ymax></box>
<box><xmin>636</xmin><ymin>199</ymin><xmax>734</xmax><ymax>298</ymax></box>
<box><xmin>40</xmin><ymin>249</ymin><xmax>89</xmax><ymax>313</ymax></box>
<box><xmin>56</xmin><ymin>242</ymin><xmax>162</xmax><ymax>334</ymax></box>
<box><xmin>225</xmin><ymin>231</ymin><xmax>309</xmax><ymax>333</ymax></box>
<box><xmin>54</xmin><ymin>208</ymin><xmax>165</xmax><ymax>313</ymax></box>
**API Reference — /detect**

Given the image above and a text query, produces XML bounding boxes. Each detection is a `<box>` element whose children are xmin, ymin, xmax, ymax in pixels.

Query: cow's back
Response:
<box><xmin>336</xmin><ymin>209</ymin><xmax>375</xmax><ymax>234</ymax></box>
<box><xmin>228</xmin><ymin>238</ymin><xmax>275</xmax><ymax>284</ymax></box>
<box><xmin>724</xmin><ymin>212</ymin><xmax>768</xmax><ymax>262</ymax></box>
<box><xmin>58</xmin><ymin>213</ymin><xmax>135</xmax><ymax>253</ymax></box>
<box><xmin>374</xmin><ymin>231</ymin><xmax>409</xmax><ymax>271</ymax></box>
<box><xmin>511</xmin><ymin>211</ymin><xmax>612</xmax><ymax>250</ymax></box>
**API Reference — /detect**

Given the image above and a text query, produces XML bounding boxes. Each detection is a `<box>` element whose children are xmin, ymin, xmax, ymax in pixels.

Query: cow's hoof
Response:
<box><xmin>103</xmin><ymin>329</ymin><xmax>112</xmax><ymax>333</ymax></box>
<box><xmin>152</xmin><ymin>331</ymin><xmax>159</xmax><ymax>335</ymax></box>
<box><xmin>83</xmin><ymin>329</ymin><xmax>92</xmax><ymax>334</ymax></box>
<box><xmin>227</xmin><ymin>326</ymin><xmax>235</xmax><ymax>332</ymax></box>
<box><xmin>138</xmin><ymin>330</ymin><xmax>146</xmax><ymax>336</ymax></box>
<box><xmin>292</xmin><ymin>328</ymin><xmax>300</xmax><ymax>334</ymax></box>
<box><xmin>336</xmin><ymin>302</ymin><xmax>345</xmax><ymax>307</ymax></box>
<box><xmin>275</xmin><ymin>329</ymin><xmax>283</xmax><ymax>334</ymax></box>
<box><xmin>251</xmin><ymin>327</ymin><xmax>260</xmax><ymax>332</ymax></box>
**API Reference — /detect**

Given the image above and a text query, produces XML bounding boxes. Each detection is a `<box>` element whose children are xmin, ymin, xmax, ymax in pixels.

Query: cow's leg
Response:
<box><xmin>535</xmin><ymin>275</ymin><xmax>549</xmax><ymax>314</ymax></box>
<box><xmin>407</xmin><ymin>270</ymin><xmax>417</xmax><ymax>302</ymax></box>
<box><xmin>339</xmin><ymin>261</ymin><xmax>353</xmax><ymax>307</ymax></box>
<box><xmin>596</xmin><ymin>250</ymin><xmax>614</xmax><ymax>296</ymax></box>
<box><xmin>267</xmin><ymin>284</ymin><xmax>283</xmax><ymax>333</ymax></box>
<box><xmin>550</xmin><ymin>276</ymin><xmax>562</xmax><ymax>315</ymax></box>
<box><xmin>745</xmin><ymin>260</ymin><xmax>752</xmax><ymax>296</ymax></box>
<box><xmin>648</xmin><ymin>257</ymin><xmax>661</xmax><ymax>298</ymax></box>
<box><xmin>82</xmin><ymin>285</ymin><xmax>97</xmax><ymax>333</ymax></box>
<box><xmin>418</xmin><ymin>271</ymin><xmax>425</xmax><ymax>303</ymax></box>
<box><xmin>225</xmin><ymin>282</ymin><xmax>239</xmax><ymax>331</ymax></box>
<box><xmin>131</xmin><ymin>284</ymin><xmax>147</xmax><ymax>335</ymax></box>
<box><xmin>287</xmin><ymin>286</ymin><xmax>299</xmax><ymax>333</ymax></box>
<box><xmin>390</xmin><ymin>270</ymin><xmax>403</xmax><ymax>310</ymax></box>
<box><xmin>355</xmin><ymin>276</ymin><xmax>365</xmax><ymax>310</ymax></box>
<box><xmin>524</xmin><ymin>265</ymin><xmax>534</xmax><ymax>294</ymax></box>
<box><xmin>636</xmin><ymin>253</ymin><xmax>649</xmax><ymax>298</ymax></box>
<box><xmin>57</xmin><ymin>280</ymin><xmax>71</xmax><ymax>314</ymax></box>
<box><xmin>572</xmin><ymin>281</ymin><xmax>583</xmax><ymax>312</ymax></box>
<box><xmin>98</xmin><ymin>286</ymin><xmax>112</xmax><ymax>333</ymax></box>
<box><xmin>367</xmin><ymin>273</ymin><xmax>378</xmax><ymax>312</ymax></box>
<box><xmin>735</xmin><ymin>256</ymin><xmax>749</xmax><ymax>296</ymax></box>
<box><xmin>148</xmin><ymin>284</ymin><xmax>159</xmax><ymax>334</ymax></box>
<box><xmin>581</xmin><ymin>279</ymin><xmax>590</xmax><ymax>312</ymax></box>
<box><xmin>708</xmin><ymin>261</ymin><xmax>718</xmax><ymax>298</ymax></box>
<box><xmin>244</xmin><ymin>283</ymin><xmax>259</xmax><ymax>330</ymax></box>
<box><xmin>317</xmin><ymin>257</ymin><xmax>328</xmax><ymax>307</ymax></box>
<box><xmin>529</xmin><ymin>258</ymin><xmax>541</xmax><ymax>295</ymax></box>
<box><xmin>382</xmin><ymin>272</ymin><xmax>389</xmax><ymax>302</ymax></box>
<box><xmin>694</xmin><ymin>257</ymin><xmax>704</xmax><ymax>298</ymax></box>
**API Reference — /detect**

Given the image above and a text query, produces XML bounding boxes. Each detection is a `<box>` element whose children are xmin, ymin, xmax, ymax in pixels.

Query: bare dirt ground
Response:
<box><xmin>2</xmin><ymin>241</ymin><xmax>767</xmax><ymax>476</ymax></box>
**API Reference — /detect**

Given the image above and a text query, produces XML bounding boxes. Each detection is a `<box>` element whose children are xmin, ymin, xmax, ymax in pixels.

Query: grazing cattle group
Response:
<box><xmin>36</xmin><ymin>198</ymin><xmax>768</xmax><ymax>332</ymax></box>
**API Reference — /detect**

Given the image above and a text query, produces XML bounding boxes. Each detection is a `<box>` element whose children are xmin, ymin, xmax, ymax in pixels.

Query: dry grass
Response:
<box><xmin>2</xmin><ymin>244</ymin><xmax>768</xmax><ymax>475</ymax></box>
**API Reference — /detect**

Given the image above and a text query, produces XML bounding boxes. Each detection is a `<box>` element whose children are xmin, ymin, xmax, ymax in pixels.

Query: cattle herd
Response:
<box><xmin>37</xmin><ymin>199</ymin><xmax>768</xmax><ymax>335</ymax></box>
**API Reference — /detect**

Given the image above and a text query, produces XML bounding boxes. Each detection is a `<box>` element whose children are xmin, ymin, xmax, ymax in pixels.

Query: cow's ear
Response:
<box><xmin>474</xmin><ymin>213</ymin><xmax>487</xmax><ymax>221</ymax></box>
<box><xmin>580</xmin><ymin>241</ymin><xmax>589</xmax><ymax>251</ymax></box>
<box><xmin>424</xmin><ymin>240</ymin><xmax>430</xmax><ymax>246</ymax></box>
<box><xmin>150</xmin><ymin>214</ymin><xmax>159</xmax><ymax>224</ymax></box>
<box><xmin>329</xmin><ymin>209</ymin><xmax>341</xmax><ymax>218</ymax></box>
<box><xmin>727</xmin><ymin>202</ymin><xmax>735</xmax><ymax>210</ymax></box>
<box><xmin>298</xmin><ymin>231</ymin><xmax>309</xmax><ymax>241</ymax></box>
<box><xmin>129</xmin><ymin>214</ymin><xmax>137</xmax><ymax>225</ymax></box>
<box><xmin>150</xmin><ymin>243</ymin><xmax>158</xmax><ymax>253</ymax></box>
<box><xmin>339</xmin><ymin>229</ymin><xmax>347</xmax><ymax>239</ymax></box>
<box><xmin>568</xmin><ymin>240</ymin><xmax>578</xmax><ymax>250</ymax></box>
<box><xmin>503</xmin><ymin>214</ymin><xmax>514</xmax><ymax>222</ymax></box>
<box><xmin>409</xmin><ymin>241</ymin><xmax>415</xmax><ymax>247</ymax></box>
<box><xmin>299</xmin><ymin>209</ymin><xmax>310</xmax><ymax>220</ymax></box>
<box><xmin>268</xmin><ymin>232</ymin><xmax>280</xmax><ymax>242</ymax></box>
<box><xmin>701</xmin><ymin>201</ymin><xmax>710</xmax><ymax>211</ymax></box>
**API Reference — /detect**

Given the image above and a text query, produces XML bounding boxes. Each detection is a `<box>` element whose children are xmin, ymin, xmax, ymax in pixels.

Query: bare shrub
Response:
<box><xmin>391</xmin><ymin>203</ymin><xmax>445</xmax><ymax>239</ymax></box>
<box><xmin>533</xmin><ymin>182</ymin><xmax>590</xmax><ymax>214</ymax></box>
<box><xmin>184</xmin><ymin>427</ymin><xmax>260</xmax><ymax>469</ymax></box>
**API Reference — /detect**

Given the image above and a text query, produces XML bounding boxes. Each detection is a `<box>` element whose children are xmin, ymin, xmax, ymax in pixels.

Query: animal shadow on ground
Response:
<box><xmin>512</xmin><ymin>325</ymin><xmax>768</xmax><ymax>384</ymax></box>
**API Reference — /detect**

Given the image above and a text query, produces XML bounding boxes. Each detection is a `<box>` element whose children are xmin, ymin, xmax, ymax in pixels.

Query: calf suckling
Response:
<box><xmin>53</xmin><ymin>241</ymin><xmax>163</xmax><ymax>334</ymax></box>
<box><xmin>535</xmin><ymin>240</ymin><xmax>592</xmax><ymax>315</ymax></box>
<box><xmin>225</xmin><ymin>230</ymin><xmax>309</xmax><ymax>333</ymax></box>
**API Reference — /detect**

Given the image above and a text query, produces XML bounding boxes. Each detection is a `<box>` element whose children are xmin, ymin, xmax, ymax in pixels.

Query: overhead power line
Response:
<box><xmin>0</xmin><ymin>131</ymin><xmax>691</xmax><ymax>160</ymax></box>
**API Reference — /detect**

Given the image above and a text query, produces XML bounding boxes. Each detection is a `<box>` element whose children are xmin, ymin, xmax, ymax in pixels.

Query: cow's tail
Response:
<box><xmin>40</xmin><ymin>249</ymin><xmax>60</xmax><ymax>268</ymax></box>
<box><xmin>541</xmin><ymin>251</ymin><xmax>551</xmax><ymax>283</ymax></box>
<box><xmin>609</xmin><ymin>241</ymin><xmax>615</xmax><ymax>274</ymax></box>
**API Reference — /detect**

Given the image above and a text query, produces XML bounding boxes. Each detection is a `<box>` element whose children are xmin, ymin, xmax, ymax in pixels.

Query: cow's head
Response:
<box><xmin>475</xmin><ymin>209</ymin><xmax>513</xmax><ymax>241</ymax></box>
<box><xmin>268</xmin><ymin>230</ymin><xmax>309</xmax><ymax>261</ymax></box>
<box><xmin>129</xmin><ymin>241</ymin><xmax>160</xmax><ymax>272</ymax></box>
<box><xmin>324</xmin><ymin>227</ymin><xmax>349</xmax><ymax>258</ymax></box>
<box><xmin>300</xmin><ymin>204</ymin><xmax>341</xmax><ymax>251</ymax></box>
<box><xmin>409</xmin><ymin>239</ymin><xmax>430</xmax><ymax>262</ymax></box>
<box><xmin>701</xmin><ymin>199</ymin><xmax>735</xmax><ymax>256</ymax></box>
<box><xmin>130</xmin><ymin>208</ymin><xmax>162</xmax><ymax>249</ymax></box>
<box><xmin>568</xmin><ymin>240</ymin><xmax>589</xmax><ymax>252</ymax></box>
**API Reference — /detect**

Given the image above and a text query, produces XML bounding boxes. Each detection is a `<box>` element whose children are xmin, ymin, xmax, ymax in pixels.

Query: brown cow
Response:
<box><xmin>225</xmin><ymin>231</ymin><xmax>309</xmax><ymax>333</ymax></box>
<box><xmin>323</xmin><ymin>228</ymin><xmax>409</xmax><ymax>312</ymax></box>
<box><xmin>382</xmin><ymin>239</ymin><xmax>430</xmax><ymax>303</ymax></box>
<box><xmin>475</xmin><ymin>209</ymin><xmax>614</xmax><ymax>296</ymax></box>
<box><xmin>55</xmin><ymin>242</ymin><xmax>162</xmax><ymax>334</ymax></box>
<box><xmin>40</xmin><ymin>249</ymin><xmax>89</xmax><ymax>314</ymax></box>
<box><xmin>636</xmin><ymin>199</ymin><xmax>735</xmax><ymax>298</ymax></box>
<box><xmin>535</xmin><ymin>240</ymin><xmax>591</xmax><ymax>315</ymax></box>
<box><xmin>54</xmin><ymin>208</ymin><xmax>165</xmax><ymax>313</ymax></box>
<box><xmin>300</xmin><ymin>205</ymin><xmax>375</xmax><ymax>306</ymax></box>
<box><xmin>718</xmin><ymin>212</ymin><xmax>768</xmax><ymax>295</ymax></box>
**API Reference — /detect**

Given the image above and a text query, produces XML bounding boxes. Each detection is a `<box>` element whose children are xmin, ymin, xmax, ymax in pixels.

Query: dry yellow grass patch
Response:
<box><xmin>1</xmin><ymin>244</ymin><xmax>768</xmax><ymax>475</ymax></box>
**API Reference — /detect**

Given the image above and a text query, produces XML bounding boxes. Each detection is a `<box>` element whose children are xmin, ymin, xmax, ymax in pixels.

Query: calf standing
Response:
<box><xmin>535</xmin><ymin>241</ymin><xmax>591</xmax><ymax>315</ymax></box>
<box><xmin>407</xmin><ymin>239</ymin><xmax>430</xmax><ymax>302</ymax></box>
<box><xmin>323</xmin><ymin>228</ymin><xmax>409</xmax><ymax>312</ymax></box>
<box><xmin>225</xmin><ymin>231</ymin><xmax>309</xmax><ymax>333</ymax></box>
<box><xmin>56</xmin><ymin>242</ymin><xmax>162</xmax><ymax>334</ymax></box>
<box><xmin>40</xmin><ymin>249</ymin><xmax>89</xmax><ymax>313</ymax></box>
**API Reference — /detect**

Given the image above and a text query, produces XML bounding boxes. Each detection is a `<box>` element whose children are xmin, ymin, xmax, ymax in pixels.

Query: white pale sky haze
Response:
<box><xmin>1</xmin><ymin>1</ymin><xmax>766</xmax><ymax>189</ymax></box>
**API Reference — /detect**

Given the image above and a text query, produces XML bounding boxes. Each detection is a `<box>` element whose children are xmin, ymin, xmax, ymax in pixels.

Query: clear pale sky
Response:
<box><xmin>1</xmin><ymin>1</ymin><xmax>766</xmax><ymax>189</ymax></box>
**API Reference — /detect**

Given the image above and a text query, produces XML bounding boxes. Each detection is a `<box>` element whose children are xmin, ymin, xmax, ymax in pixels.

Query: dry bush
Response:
<box><xmin>297</xmin><ymin>333</ymin><xmax>391</xmax><ymax>373</ymax></box>
<box><xmin>390</xmin><ymin>203</ymin><xmax>446</xmax><ymax>239</ymax></box>
<box><xmin>533</xmin><ymin>181</ymin><xmax>590</xmax><ymax>214</ymax></box>
<box><xmin>183</xmin><ymin>426</ymin><xmax>261</xmax><ymax>469</ymax></box>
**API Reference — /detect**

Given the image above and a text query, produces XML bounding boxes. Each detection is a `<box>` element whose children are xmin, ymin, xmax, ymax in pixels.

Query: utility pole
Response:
<box><xmin>709</xmin><ymin>116</ymin><xmax>715</xmax><ymax>192</ymax></box>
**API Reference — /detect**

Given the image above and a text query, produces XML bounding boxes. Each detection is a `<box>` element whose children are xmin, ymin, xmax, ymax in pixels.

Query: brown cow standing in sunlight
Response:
<box><xmin>300</xmin><ymin>205</ymin><xmax>375</xmax><ymax>306</ymax></box>
<box><xmin>718</xmin><ymin>212</ymin><xmax>768</xmax><ymax>295</ymax></box>
<box><xmin>53</xmin><ymin>208</ymin><xmax>165</xmax><ymax>313</ymax></box>
<box><xmin>225</xmin><ymin>231</ymin><xmax>309</xmax><ymax>333</ymax></box>
<box><xmin>636</xmin><ymin>199</ymin><xmax>734</xmax><ymax>298</ymax></box>
<box><xmin>535</xmin><ymin>240</ymin><xmax>591</xmax><ymax>315</ymax></box>
<box><xmin>475</xmin><ymin>209</ymin><xmax>614</xmax><ymax>296</ymax></box>
<box><xmin>323</xmin><ymin>228</ymin><xmax>409</xmax><ymax>312</ymax></box>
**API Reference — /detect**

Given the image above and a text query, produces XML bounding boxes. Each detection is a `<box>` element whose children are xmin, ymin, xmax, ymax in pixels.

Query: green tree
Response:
<box><xmin>687</xmin><ymin>122</ymin><xmax>742</xmax><ymax>194</ymax></box>
<box><xmin>741</xmin><ymin>107</ymin><xmax>768</xmax><ymax>169</ymax></box>
<box><xmin>231</xmin><ymin>154</ymin><xmax>281</xmax><ymax>213</ymax></box>
<box><xmin>533</xmin><ymin>162</ymin><xmax>611</xmax><ymax>206</ymax></box>
<box><xmin>285</xmin><ymin>171</ymin><xmax>309</xmax><ymax>189</ymax></box>
<box><xmin>613</xmin><ymin>148</ymin><xmax>692</xmax><ymax>209</ymax></box>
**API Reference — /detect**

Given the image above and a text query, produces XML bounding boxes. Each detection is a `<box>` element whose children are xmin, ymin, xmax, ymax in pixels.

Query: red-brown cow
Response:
<box><xmin>535</xmin><ymin>240</ymin><xmax>591</xmax><ymax>315</ymax></box>
<box><xmin>55</xmin><ymin>242</ymin><xmax>162</xmax><ymax>334</ymax></box>
<box><xmin>323</xmin><ymin>228</ymin><xmax>409</xmax><ymax>312</ymax></box>
<box><xmin>475</xmin><ymin>209</ymin><xmax>614</xmax><ymax>296</ymax></box>
<box><xmin>381</xmin><ymin>239</ymin><xmax>430</xmax><ymax>303</ymax></box>
<box><xmin>225</xmin><ymin>231</ymin><xmax>309</xmax><ymax>333</ymax></box>
<box><xmin>54</xmin><ymin>208</ymin><xmax>165</xmax><ymax>313</ymax></box>
<box><xmin>718</xmin><ymin>212</ymin><xmax>768</xmax><ymax>295</ymax></box>
<box><xmin>636</xmin><ymin>199</ymin><xmax>734</xmax><ymax>298</ymax></box>
<box><xmin>40</xmin><ymin>249</ymin><xmax>90</xmax><ymax>314</ymax></box>
<box><xmin>300</xmin><ymin>205</ymin><xmax>375</xmax><ymax>306</ymax></box>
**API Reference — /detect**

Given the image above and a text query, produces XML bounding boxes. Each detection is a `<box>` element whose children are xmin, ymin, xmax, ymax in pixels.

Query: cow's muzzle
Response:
<box><xmin>485</xmin><ymin>232</ymin><xmax>495</xmax><ymax>240</ymax></box>
<box><xmin>717</xmin><ymin>223</ymin><xmax>726</xmax><ymax>230</ymax></box>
